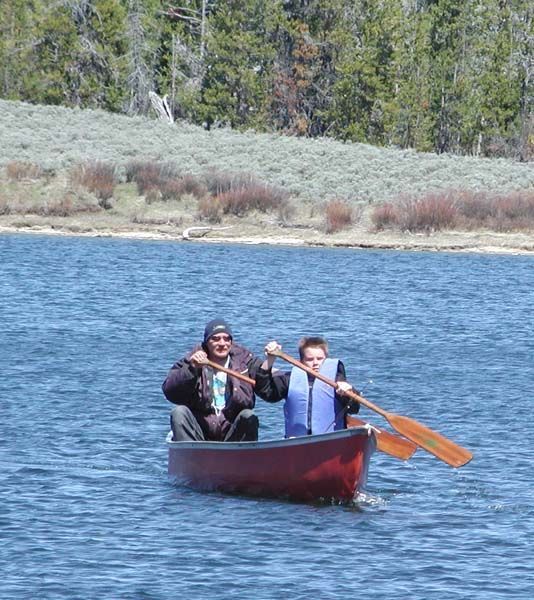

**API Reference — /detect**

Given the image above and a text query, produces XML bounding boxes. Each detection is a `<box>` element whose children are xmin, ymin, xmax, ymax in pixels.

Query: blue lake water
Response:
<box><xmin>1</xmin><ymin>233</ymin><xmax>533</xmax><ymax>599</ymax></box>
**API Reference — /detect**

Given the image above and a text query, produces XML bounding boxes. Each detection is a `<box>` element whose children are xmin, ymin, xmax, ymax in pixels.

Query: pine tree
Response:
<box><xmin>195</xmin><ymin>0</ymin><xmax>279</xmax><ymax>129</ymax></box>
<box><xmin>0</xmin><ymin>1</ymin><xmax>44</xmax><ymax>100</ymax></box>
<box><xmin>324</xmin><ymin>0</ymin><xmax>401</xmax><ymax>145</ymax></box>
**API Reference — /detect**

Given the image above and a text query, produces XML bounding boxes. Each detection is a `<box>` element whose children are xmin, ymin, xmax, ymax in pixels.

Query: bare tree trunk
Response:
<box><xmin>126</xmin><ymin>0</ymin><xmax>153</xmax><ymax>115</ymax></box>
<box><xmin>518</xmin><ymin>60</ymin><xmax>532</xmax><ymax>161</ymax></box>
<box><xmin>200</xmin><ymin>0</ymin><xmax>207</xmax><ymax>61</ymax></box>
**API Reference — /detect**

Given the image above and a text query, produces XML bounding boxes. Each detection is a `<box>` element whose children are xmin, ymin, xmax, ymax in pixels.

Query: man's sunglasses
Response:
<box><xmin>209</xmin><ymin>334</ymin><xmax>232</xmax><ymax>343</ymax></box>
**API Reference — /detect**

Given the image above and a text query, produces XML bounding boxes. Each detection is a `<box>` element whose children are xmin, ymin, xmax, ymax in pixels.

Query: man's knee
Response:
<box><xmin>238</xmin><ymin>409</ymin><xmax>259</xmax><ymax>440</ymax></box>
<box><xmin>170</xmin><ymin>405</ymin><xmax>191</xmax><ymax>425</ymax></box>
<box><xmin>239</xmin><ymin>408</ymin><xmax>257</xmax><ymax>422</ymax></box>
<box><xmin>170</xmin><ymin>405</ymin><xmax>197</xmax><ymax>441</ymax></box>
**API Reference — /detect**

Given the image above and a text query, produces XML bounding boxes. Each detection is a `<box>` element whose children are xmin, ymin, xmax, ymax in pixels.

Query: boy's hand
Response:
<box><xmin>335</xmin><ymin>381</ymin><xmax>352</xmax><ymax>396</ymax></box>
<box><xmin>265</xmin><ymin>341</ymin><xmax>282</xmax><ymax>355</ymax></box>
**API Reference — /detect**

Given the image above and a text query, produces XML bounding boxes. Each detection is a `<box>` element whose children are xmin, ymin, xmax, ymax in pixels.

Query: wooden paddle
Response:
<box><xmin>204</xmin><ymin>359</ymin><xmax>416</xmax><ymax>461</ymax></box>
<box><xmin>270</xmin><ymin>349</ymin><xmax>473</xmax><ymax>468</ymax></box>
<box><xmin>204</xmin><ymin>359</ymin><xmax>256</xmax><ymax>385</ymax></box>
<box><xmin>346</xmin><ymin>416</ymin><xmax>416</xmax><ymax>460</ymax></box>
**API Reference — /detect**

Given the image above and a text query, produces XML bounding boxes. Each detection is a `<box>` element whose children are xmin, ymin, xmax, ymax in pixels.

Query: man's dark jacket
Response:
<box><xmin>162</xmin><ymin>343</ymin><xmax>260</xmax><ymax>440</ymax></box>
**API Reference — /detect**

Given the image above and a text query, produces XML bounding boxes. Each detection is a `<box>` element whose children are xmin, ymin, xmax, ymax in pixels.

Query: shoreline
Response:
<box><xmin>2</xmin><ymin>223</ymin><xmax>533</xmax><ymax>256</ymax></box>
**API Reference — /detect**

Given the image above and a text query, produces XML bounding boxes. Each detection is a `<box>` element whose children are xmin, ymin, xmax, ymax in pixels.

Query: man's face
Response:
<box><xmin>301</xmin><ymin>346</ymin><xmax>326</xmax><ymax>372</ymax></box>
<box><xmin>205</xmin><ymin>333</ymin><xmax>232</xmax><ymax>361</ymax></box>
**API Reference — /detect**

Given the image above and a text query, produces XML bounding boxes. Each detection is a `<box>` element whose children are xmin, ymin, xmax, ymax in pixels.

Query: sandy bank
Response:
<box><xmin>1</xmin><ymin>220</ymin><xmax>533</xmax><ymax>256</ymax></box>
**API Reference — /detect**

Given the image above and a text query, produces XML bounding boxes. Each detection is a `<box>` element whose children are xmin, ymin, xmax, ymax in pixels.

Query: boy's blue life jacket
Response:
<box><xmin>284</xmin><ymin>358</ymin><xmax>345</xmax><ymax>437</ymax></box>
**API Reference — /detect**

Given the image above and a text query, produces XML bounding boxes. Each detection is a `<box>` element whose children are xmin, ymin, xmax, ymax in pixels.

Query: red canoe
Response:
<box><xmin>167</xmin><ymin>426</ymin><xmax>376</xmax><ymax>502</ymax></box>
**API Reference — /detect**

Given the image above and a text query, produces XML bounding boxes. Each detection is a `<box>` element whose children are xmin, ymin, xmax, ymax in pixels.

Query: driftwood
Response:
<box><xmin>149</xmin><ymin>91</ymin><xmax>173</xmax><ymax>124</ymax></box>
<box><xmin>182</xmin><ymin>226</ymin><xmax>233</xmax><ymax>240</ymax></box>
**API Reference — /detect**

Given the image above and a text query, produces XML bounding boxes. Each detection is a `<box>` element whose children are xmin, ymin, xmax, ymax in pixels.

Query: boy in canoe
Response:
<box><xmin>255</xmin><ymin>337</ymin><xmax>360</xmax><ymax>438</ymax></box>
<box><xmin>162</xmin><ymin>318</ymin><xmax>262</xmax><ymax>442</ymax></box>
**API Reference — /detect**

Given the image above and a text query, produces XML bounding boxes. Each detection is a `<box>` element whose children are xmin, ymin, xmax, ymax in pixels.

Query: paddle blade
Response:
<box><xmin>387</xmin><ymin>414</ymin><xmax>473</xmax><ymax>468</ymax></box>
<box><xmin>347</xmin><ymin>416</ymin><xmax>417</xmax><ymax>461</ymax></box>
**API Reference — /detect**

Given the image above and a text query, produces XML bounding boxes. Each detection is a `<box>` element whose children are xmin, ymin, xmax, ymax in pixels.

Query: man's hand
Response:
<box><xmin>190</xmin><ymin>350</ymin><xmax>208</xmax><ymax>367</ymax></box>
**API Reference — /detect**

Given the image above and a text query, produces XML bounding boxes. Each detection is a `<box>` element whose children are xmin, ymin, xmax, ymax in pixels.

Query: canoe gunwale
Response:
<box><xmin>166</xmin><ymin>425</ymin><xmax>374</xmax><ymax>451</ymax></box>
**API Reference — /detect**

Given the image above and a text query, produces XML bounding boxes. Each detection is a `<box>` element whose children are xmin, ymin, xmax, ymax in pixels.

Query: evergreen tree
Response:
<box><xmin>271</xmin><ymin>0</ymin><xmax>346</xmax><ymax>136</ymax></box>
<box><xmin>325</xmin><ymin>0</ymin><xmax>401</xmax><ymax>145</ymax></box>
<box><xmin>0</xmin><ymin>1</ymin><xmax>44</xmax><ymax>100</ymax></box>
<box><xmin>26</xmin><ymin>0</ymin><xmax>128</xmax><ymax>110</ymax></box>
<box><xmin>0</xmin><ymin>0</ymin><xmax>530</xmax><ymax>158</ymax></box>
<box><xmin>471</xmin><ymin>0</ymin><xmax>533</xmax><ymax>159</ymax></box>
<box><xmin>150</xmin><ymin>0</ymin><xmax>212</xmax><ymax>120</ymax></box>
<box><xmin>391</xmin><ymin>3</ymin><xmax>435</xmax><ymax>151</ymax></box>
<box><xmin>196</xmin><ymin>0</ymin><xmax>279</xmax><ymax>129</ymax></box>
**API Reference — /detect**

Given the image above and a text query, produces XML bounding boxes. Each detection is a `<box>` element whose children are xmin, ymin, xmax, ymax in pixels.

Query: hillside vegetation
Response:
<box><xmin>1</xmin><ymin>100</ymin><xmax>533</xmax><ymax>203</ymax></box>
<box><xmin>0</xmin><ymin>1</ymin><xmax>531</xmax><ymax>160</ymax></box>
<box><xmin>1</xmin><ymin>100</ymin><xmax>533</xmax><ymax>253</ymax></box>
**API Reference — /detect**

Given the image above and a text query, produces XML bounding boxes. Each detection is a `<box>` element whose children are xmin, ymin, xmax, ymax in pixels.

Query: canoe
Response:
<box><xmin>167</xmin><ymin>425</ymin><xmax>376</xmax><ymax>502</ymax></box>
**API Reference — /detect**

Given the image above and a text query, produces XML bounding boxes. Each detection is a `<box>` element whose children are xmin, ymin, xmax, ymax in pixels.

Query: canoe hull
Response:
<box><xmin>167</xmin><ymin>426</ymin><xmax>375</xmax><ymax>502</ymax></box>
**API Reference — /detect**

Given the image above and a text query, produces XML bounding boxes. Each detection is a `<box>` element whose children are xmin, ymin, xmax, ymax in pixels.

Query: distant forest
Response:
<box><xmin>1</xmin><ymin>1</ymin><xmax>532</xmax><ymax>160</ymax></box>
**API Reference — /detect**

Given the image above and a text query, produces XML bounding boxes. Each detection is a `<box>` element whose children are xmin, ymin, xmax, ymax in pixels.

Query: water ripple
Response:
<box><xmin>1</xmin><ymin>234</ymin><xmax>533</xmax><ymax>600</ymax></box>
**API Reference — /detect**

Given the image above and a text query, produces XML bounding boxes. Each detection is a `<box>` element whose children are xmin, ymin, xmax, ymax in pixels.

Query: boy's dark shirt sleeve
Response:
<box><xmin>254</xmin><ymin>366</ymin><xmax>290</xmax><ymax>402</ymax></box>
<box><xmin>336</xmin><ymin>361</ymin><xmax>360</xmax><ymax>414</ymax></box>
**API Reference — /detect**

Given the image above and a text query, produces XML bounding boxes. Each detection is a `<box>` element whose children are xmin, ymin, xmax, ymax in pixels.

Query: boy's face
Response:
<box><xmin>301</xmin><ymin>346</ymin><xmax>326</xmax><ymax>371</ymax></box>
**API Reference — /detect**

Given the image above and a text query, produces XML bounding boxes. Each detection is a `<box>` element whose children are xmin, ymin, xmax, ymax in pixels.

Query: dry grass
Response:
<box><xmin>0</xmin><ymin>187</ymin><xmax>101</xmax><ymax>217</ymax></box>
<box><xmin>372</xmin><ymin>190</ymin><xmax>534</xmax><ymax>233</ymax></box>
<box><xmin>217</xmin><ymin>183</ymin><xmax>288</xmax><ymax>216</ymax></box>
<box><xmin>2</xmin><ymin>99</ymin><xmax>533</xmax><ymax>208</ymax></box>
<box><xmin>125</xmin><ymin>160</ymin><xmax>207</xmax><ymax>202</ymax></box>
<box><xmin>455</xmin><ymin>190</ymin><xmax>534</xmax><ymax>232</ymax></box>
<box><xmin>5</xmin><ymin>161</ymin><xmax>45</xmax><ymax>181</ymax></box>
<box><xmin>324</xmin><ymin>199</ymin><xmax>354</xmax><ymax>233</ymax></box>
<box><xmin>197</xmin><ymin>196</ymin><xmax>223</xmax><ymax>223</ymax></box>
<box><xmin>2</xmin><ymin>156</ymin><xmax>533</xmax><ymax>248</ymax></box>
<box><xmin>70</xmin><ymin>161</ymin><xmax>117</xmax><ymax>208</ymax></box>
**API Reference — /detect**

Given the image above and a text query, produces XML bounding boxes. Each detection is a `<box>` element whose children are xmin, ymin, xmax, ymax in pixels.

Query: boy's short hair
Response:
<box><xmin>298</xmin><ymin>336</ymin><xmax>329</xmax><ymax>359</ymax></box>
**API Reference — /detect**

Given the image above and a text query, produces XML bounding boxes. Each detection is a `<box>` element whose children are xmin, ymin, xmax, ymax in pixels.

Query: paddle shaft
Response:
<box><xmin>204</xmin><ymin>359</ymin><xmax>256</xmax><ymax>385</ymax></box>
<box><xmin>269</xmin><ymin>350</ymin><xmax>385</xmax><ymax>415</ymax></box>
<box><xmin>205</xmin><ymin>357</ymin><xmax>415</xmax><ymax>460</ymax></box>
<box><xmin>271</xmin><ymin>349</ymin><xmax>473</xmax><ymax>468</ymax></box>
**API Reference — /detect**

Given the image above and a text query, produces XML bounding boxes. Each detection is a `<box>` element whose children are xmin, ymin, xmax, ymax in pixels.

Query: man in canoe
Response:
<box><xmin>255</xmin><ymin>337</ymin><xmax>360</xmax><ymax>438</ymax></box>
<box><xmin>162</xmin><ymin>318</ymin><xmax>262</xmax><ymax>442</ymax></box>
